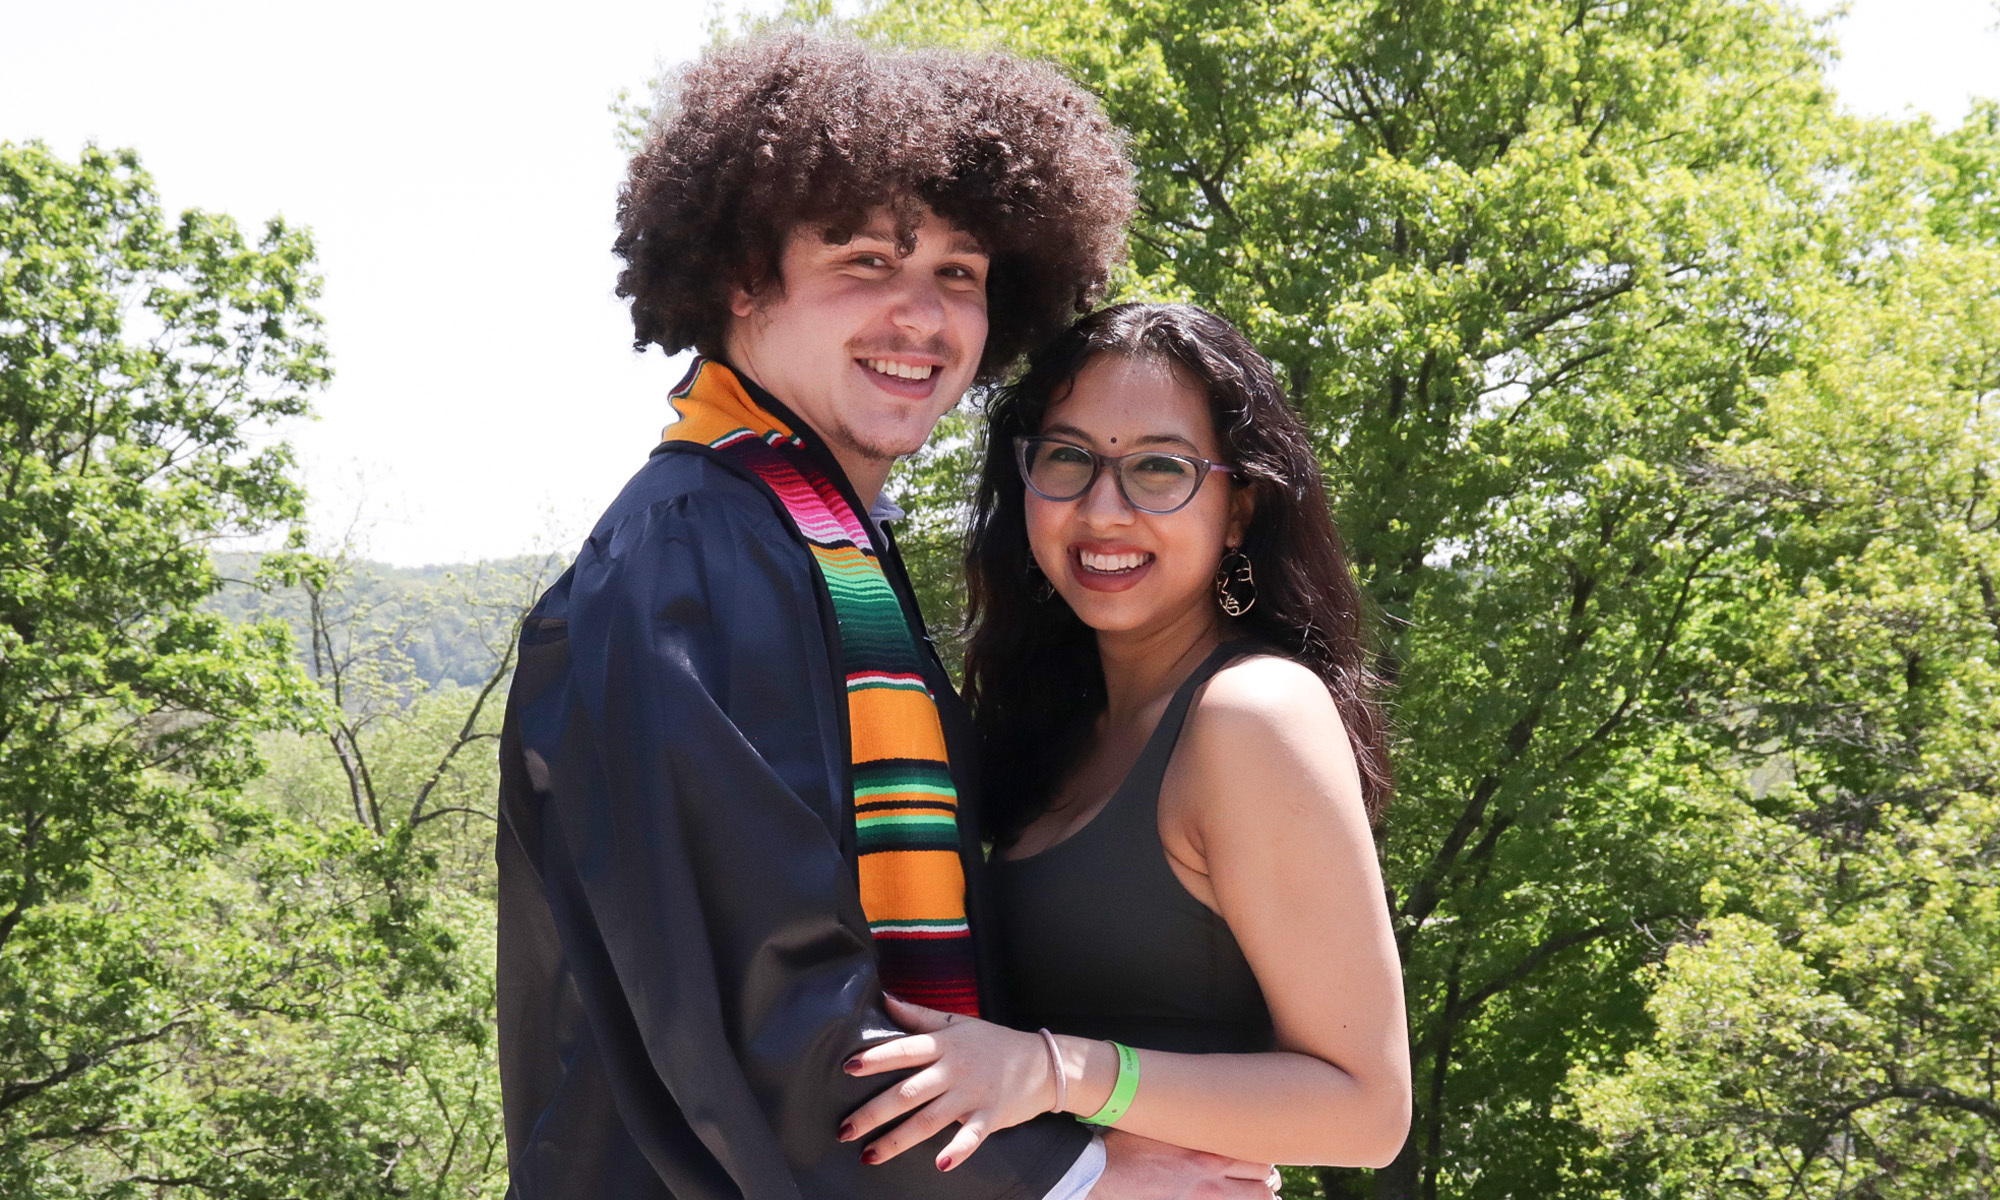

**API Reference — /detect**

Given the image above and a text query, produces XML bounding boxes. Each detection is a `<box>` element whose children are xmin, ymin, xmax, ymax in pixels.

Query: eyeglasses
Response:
<box><xmin>1013</xmin><ymin>436</ymin><xmax>1234</xmax><ymax>515</ymax></box>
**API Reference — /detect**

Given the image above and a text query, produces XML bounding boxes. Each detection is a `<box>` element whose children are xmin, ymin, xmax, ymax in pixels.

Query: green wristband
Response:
<box><xmin>1080</xmin><ymin>1041</ymin><xmax>1140</xmax><ymax>1127</ymax></box>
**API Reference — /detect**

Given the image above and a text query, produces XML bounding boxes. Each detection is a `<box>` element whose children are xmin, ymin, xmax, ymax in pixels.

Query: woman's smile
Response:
<box><xmin>1072</xmin><ymin>543</ymin><xmax>1156</xmax><ymax>591</ymax></box>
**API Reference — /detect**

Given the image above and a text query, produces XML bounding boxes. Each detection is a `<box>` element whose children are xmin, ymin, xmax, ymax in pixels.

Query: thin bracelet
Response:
<box><xmin>1080</xmin><ymin>1041</ymin><xmax>1140</xmax><ymax>1127</ymax></box>
<box><xmin>1036</xmin><ymin>1028</ymin><xmax>1066</xmax><ymax>1114</ymax></box>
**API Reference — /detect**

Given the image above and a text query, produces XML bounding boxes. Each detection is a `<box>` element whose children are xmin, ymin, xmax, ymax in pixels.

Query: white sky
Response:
<box><xmin>4</xmin><ymin>0</ymin><xmax>1997</xmax><ymax>566</ymax></box>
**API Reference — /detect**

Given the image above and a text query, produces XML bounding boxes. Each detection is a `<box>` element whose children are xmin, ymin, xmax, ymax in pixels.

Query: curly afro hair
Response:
<box><xmin>614</xmin><ymin>33</ymin><xmax>1135</xmax><ymax>380</ymax></box>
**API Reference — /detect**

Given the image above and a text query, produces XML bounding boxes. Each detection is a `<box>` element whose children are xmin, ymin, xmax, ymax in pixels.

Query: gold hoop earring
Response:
<box><xmin>1215</xmin><ymin>548</ymin><xmax>1257</xmax><ymax>617</ymax></box>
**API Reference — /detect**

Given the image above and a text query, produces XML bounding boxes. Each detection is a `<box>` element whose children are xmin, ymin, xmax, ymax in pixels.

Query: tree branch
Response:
<box><xmin>1416</xmin><ymin>913</ymin><xmax>1677</xmax><ymax>1058</ymax></box>
<box><xmin>0</xmin><ymin>1020</ymin><xmax>193</xmax><ymax>1113</ymax></box>
<box><xmin>410</xmin><ymin>805</ymin><xmax>497</xmax><ymax>827</ymax></box>
<box><xmin>408</xmin><ymin>626</ymin><xmax>518</xmax><ymax>827</ymax></box>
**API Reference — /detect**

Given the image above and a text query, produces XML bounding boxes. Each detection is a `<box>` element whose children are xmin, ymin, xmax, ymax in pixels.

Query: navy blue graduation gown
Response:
<box><xmin>496</xmin><ymin>431</ymin><xmax>1089</xmax><ymax>1199</ymax></box>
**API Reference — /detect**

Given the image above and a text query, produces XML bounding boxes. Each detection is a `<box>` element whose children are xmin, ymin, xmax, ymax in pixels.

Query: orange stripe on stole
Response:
<box><xmin>847</xmin><ymin>687</ymin><xmax>951</xmax><ymax>764</ymax></box>
<box><xmin>858</xmin><ymin>850</ymin><xmax>973</xmax><ymax>922</ymax></box>
<box><xmin>662</xmin><ymin>360</ymin><xmax>791</xmax><ymax>447</ymax></box>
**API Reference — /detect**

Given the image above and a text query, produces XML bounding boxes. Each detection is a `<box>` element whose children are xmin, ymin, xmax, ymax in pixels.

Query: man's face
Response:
<box><xmin>723</xmin><ymin>207</ymin><xmax>990</xmax><ymax>490</ymax></box>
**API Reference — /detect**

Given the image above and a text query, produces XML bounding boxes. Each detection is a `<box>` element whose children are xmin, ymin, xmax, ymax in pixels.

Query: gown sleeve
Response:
<box><xmin>499</xmin><ymin>479</ymin><xmax>1091</xmax><ymax>1200</ymax></box>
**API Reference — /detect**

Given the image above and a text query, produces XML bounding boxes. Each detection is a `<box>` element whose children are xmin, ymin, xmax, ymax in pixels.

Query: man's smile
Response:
<box><xmin>860</xmin><ymin>358</ymin><xmax>938</xmax><ymax>381</ymax></box>
<box><xmin>855</xmin><ymin>354</ymin><xmax>949</xmax><ymax>401</ymax></box>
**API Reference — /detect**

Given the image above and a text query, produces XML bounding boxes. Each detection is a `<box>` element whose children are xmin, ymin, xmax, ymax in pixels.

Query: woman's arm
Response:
<box><xmin>842</xmin><ymin>655</ymin><xmax>1410</xmax><ymax>1170</ymax></box>
<box><xmin>1124</xmin><ymin>653</ymin><xmax>1411</xmax><ymax>1165</ymax></box>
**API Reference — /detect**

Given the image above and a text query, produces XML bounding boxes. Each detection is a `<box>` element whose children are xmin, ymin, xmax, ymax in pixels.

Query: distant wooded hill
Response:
<box><xmin>208</xmin><ymin>551</ymin><xmax>559</xmax><ymax>689</ymax></box>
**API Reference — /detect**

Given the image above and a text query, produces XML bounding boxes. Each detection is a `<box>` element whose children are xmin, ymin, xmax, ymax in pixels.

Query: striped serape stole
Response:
<box><xmin>663</xmin><ymin>359</ymin><xmax>981</xmax><ymax>1015</ymax></box>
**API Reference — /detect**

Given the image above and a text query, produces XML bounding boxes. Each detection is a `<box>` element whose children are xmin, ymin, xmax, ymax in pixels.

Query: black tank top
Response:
<box><xmin>988</xmin><ymin>641</ymin><xmax>1275</xmax><ymax>1053</ymax></box>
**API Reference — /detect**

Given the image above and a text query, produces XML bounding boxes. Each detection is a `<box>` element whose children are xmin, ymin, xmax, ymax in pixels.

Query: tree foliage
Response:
<box><xmin>186</xmin><ymin>546</ymin><xmax>551</xmax><ymax>1199</ymax></box>
<box><xmin>207</xmin><ymin>552</ymin><xmax>547</xmax><ymax>690</ymax></box>
<box><xmin>11</xmin><ymin>1</ymin><xmax>1996</xmax><ymax>1193</ymax></box>
<box><xmin>1570</xmin><ymin>106</ymin><xmax>2000</xmax><ymax>1198</ymax></box>
<box><xmin>0</xmin><ymin>140</ymin><xmax>327</xmax><ymax>1191</ymax></box>
<box><xmin>755</xmin><ymin>2</ymin><xmax>2000</xmax><ymax>1196</ymax></box>
<box><xmin>0</xmin><ymin>142</ymin><xmax>531</xmax><ymax>1198</ymax></box>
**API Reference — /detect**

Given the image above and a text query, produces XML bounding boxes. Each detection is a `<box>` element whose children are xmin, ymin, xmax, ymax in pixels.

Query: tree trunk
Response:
<box><xmin>1373</xmin><ymin>1134</ymin><xmax>1420</xmax><ymax>1200</ymax></box>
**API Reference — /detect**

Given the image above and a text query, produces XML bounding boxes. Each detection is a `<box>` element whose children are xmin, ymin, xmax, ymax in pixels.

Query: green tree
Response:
<box><xmin>837</xmin><ymin>1</ymin><xmax>1862</xmax><ymax>1194</ymax></box>
<box><xmin>1570</xmin><ymin>109</ymin><xmax>2000</xmax><ymax>1198</ymax></box>
<box><xmin>885</xmin><ymin>405</ymin><xmax>981</xmax><ymax>669</ymax></box>
<box><xmin>174</xmin><ymin>546</ymin><xmax>552</xmax><ymax>1198</ymax></box>
<box><xmin>0</xmin><ymin>141</ymin><xmax>326</xmax><ymax>1190</ymax></box>
<box><xmin>646</xmin><ymin>7</ymin><xmax>2000</xmax><ymax>1193</ymax></box>
<box><xmin>736</xmin><ymin>1</ymin><xmax>1950</xmax><ymax>1195</ymax></box>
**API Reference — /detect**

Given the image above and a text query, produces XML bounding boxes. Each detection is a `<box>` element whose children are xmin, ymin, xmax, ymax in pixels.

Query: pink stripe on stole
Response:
<box><xmin>758</xmin><ymin>461</ymin><xmax>871</xmax><ymax>548</ymax></box>
<box><xmin>804</xmin><ymin>474</ymin><xmax>871</xmax><ymax>548</ymax></box>
<box><xmin>759</xmin><ymin>470</ymin><xmax>852</xmax><ymax>541</ymax></box>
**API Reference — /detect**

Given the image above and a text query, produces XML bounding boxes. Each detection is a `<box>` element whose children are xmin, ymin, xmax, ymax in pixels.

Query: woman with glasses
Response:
<box><xmin>840</xmin><ymin>303</ymin><xmax>1412</xmax><ymax>1177</ymax></box>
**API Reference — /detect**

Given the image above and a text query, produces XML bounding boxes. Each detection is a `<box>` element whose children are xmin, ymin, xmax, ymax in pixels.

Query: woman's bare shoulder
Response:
<box><xmin>1194</xmin><ymin>652</ymin><xmax>1341</xmax><ymax>729</ymax></box>
<box><xmin>1174</xmin><ymin>651</ymin><xmax>1360</xmax><ymax>822</ymax></box>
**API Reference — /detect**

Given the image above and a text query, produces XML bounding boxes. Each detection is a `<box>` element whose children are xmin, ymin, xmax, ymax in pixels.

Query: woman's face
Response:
<box><xmin>1025</xmin><ymin>353</ymin><xmax>1252</xmax><ymax>639</ymax></box>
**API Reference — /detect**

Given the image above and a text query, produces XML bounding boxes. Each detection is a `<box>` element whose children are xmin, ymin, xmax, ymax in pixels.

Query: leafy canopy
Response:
<box><xmin>0</xmin><ymin>140</ymin><xmax>327</xmax><ymax>1192</ymax></box>
<box><xmin>774</xmin><ymin>2</ymin><xmax>2000</xmax><ymax>1196</ymax></box>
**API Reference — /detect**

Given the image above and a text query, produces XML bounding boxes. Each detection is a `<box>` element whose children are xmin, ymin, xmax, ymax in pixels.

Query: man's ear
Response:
<box><xmin>728</xmin><ymin>260</ymin><xmax>783</xmax><ymax>321</ymax></box>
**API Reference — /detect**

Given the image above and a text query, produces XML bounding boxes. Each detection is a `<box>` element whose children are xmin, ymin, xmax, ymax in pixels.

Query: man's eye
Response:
<box><xmin>852</xmin><ymin>253</ymin><xmax>890</xmax><ymax>268</ymax></box>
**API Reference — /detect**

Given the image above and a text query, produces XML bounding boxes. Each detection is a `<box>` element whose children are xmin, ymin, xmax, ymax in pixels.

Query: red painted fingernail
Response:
<box><xmin>938</xmin><ymin>1156</ymin><xmax>954</xmax><ymax>1171</ymax></box>
<box><xmin>837</xmin><ymin>1123</ymin><xmax>854</xmax><ymax>1141</ymax></box>
<box><xmin>843</xmin><ymin>1057</ymin><xmax>863</xmax><ymax>1073</ymax></box>
<box><xmin>861</xmin><ymin>1148</ymin><xmax>881</xmax><ymax>1165</ymax></box>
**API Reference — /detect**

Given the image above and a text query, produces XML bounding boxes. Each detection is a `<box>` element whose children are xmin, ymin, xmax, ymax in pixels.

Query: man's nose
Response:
<box><xmin>888</xmin><ymin>275</ymin><xmax>948</xmax><ymax>337</ymax></box>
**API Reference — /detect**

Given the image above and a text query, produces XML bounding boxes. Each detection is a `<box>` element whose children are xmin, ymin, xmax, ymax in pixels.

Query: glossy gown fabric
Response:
<box><xmin>495</xmin><ymin>397</ymin><xmax>1090</xmax><ymax>1199</ymax></box>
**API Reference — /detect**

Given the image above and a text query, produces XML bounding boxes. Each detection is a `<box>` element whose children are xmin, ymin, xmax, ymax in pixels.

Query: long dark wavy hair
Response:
<box><xmin>963</xmin><ymin>303</ymin><xmax>1392</xmax><ymax>840</ymax></box>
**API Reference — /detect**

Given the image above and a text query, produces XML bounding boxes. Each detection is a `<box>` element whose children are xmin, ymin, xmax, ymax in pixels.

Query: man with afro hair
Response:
<box><xmin>495</xmin><ymin>32</ymin><xmax>1276</xmax><ymax>1200</ymax></box>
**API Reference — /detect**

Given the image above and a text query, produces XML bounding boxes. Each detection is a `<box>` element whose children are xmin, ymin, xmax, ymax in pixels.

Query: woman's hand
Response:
<box><xmin>839</xmin><ymin>995</ymin><xmax>1060</xmax><ymax>1170</ymax></box>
